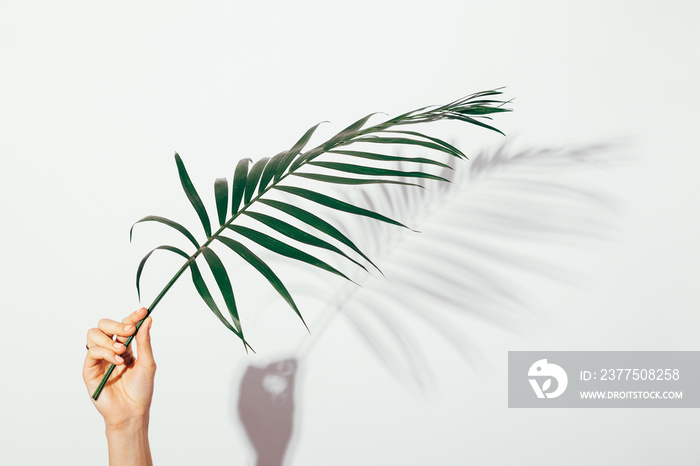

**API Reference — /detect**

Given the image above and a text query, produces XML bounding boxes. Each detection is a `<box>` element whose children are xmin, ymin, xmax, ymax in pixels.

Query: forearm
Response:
<box><xmin>105</xmin><ymin>416</ymin><xmax>153</xmax><ymax>466</ymax></box>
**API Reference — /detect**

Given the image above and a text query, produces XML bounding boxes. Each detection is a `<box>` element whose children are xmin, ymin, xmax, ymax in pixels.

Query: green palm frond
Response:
<box><xmin>91</xmin><ymin>89</ymin><xmax>511</xmax><ymax>400</ymax></box>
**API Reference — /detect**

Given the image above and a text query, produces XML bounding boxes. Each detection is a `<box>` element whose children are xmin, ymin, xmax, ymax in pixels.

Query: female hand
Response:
<box><xmin>83</xmin><ymin>308</ymin><xmax>155</xmax><ymax>465</ymax></box>
<box><xmin>83</xmin><ymin>307</ymin><xmax>156</xmax><ymax>427</ymax></box>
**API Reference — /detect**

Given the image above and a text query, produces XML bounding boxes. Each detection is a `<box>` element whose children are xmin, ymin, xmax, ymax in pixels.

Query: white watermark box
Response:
<box><xmin>508</xmin><ymin>352</ymin><xmax>700</xmax><ymax>408</ymax></box>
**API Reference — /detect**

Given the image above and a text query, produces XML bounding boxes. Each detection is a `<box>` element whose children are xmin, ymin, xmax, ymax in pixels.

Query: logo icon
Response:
<box><xmin>528</xmin><ymin>359</ymin><xmax>568</xmax><ymax>399</ymax></box>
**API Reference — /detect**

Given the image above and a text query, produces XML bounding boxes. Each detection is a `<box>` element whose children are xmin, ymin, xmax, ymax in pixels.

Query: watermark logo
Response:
<box><xmin>509</xmin><ymin>352</ymin><xmax>698</xmax><ymax>408</ymax></box>
<box><xmin>528</xmin><ymin>359</ymin><xmax>568</xmax><ymax>399</ymax></box>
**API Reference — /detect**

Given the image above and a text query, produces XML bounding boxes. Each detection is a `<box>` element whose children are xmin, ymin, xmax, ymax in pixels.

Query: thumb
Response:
<box><xmin>136</xmin><ymin>316</ymin><xmax>156</xmax><ymax>370</ymax></box>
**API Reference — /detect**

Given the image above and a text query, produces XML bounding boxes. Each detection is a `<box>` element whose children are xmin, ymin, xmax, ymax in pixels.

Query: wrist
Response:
<box><xmin>105</xmin><ymin>415</ymin><xmax>152</xmax><ymax>466</ymax></box>
<box><xmin>105</xmin><ymin>414</ymin><xmax>149</xmax><ymax>435</ymax></box>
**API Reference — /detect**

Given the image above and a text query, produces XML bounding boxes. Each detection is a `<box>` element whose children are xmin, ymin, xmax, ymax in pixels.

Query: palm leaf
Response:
<box><xmin>257</xmin><ymin>198</ymin><xmax>382</xmax><ymax>273</ymax></box>
<box><xmin>274</xmin><ymin>185</ymin><xmax>410</xmax><ymax>229</ymax></box>
<box><xmin>200</xmin><ymin>246</ymin><xmax>243</xmax><ymax>336</ymax></box>
<box><xmin>292</xmin><ymin>172</ymin><xmax>424</xmax><ymax>188</ymax></box>
<box><xmin>327</xmin><ymin>149</ymin><xmax>454</xmax><ymax>169</ymax></box>
<box><xmin>214</xmin><ymin>178</ymin><xmax>229</xmax><ymax>227</ymax></box>
<box><xmin>242</xmin><ymin>210</ymin><xmax>368</xmax><ymax>272</ymax></box>
<box><xmin>226</xmin><ymin>224</ymin><xmax>353</xmax><ymax>282</ymax></box>
<box><xmin>189</xmin><ymin>260</ymin><xmax>251</xmax><ymax>350</ymax></box>
<box><xmin>244</xmin><ymin>157</ymin><xmax>270</xmax><ymax>204</ymax></box>
<box><xmin>258</xmin><ymin>152</ymin><xmax>286</xmax><ymax>195</ymax></box>
<box><xmin>175</xmin><ymin>153</ymin><xmax>212</xmax><ymax>238</ymax></box>
<box><xmin>306</xmin><ymin>161</ymin><xmax>450</xmax><ymax>182</ymax></box>
<box><xmin>92</xmin><ymin>89</ymin><xmax>511</xmax><ymax>400</ymax></box>
<box><xmin>136</xmin><ymin>245</ymin><xmax>189</xmax><ymax>300</ymax></box>
<box><xmin>215</xmin><ymin>235</ymin><xmax>308</xmax><ymax>331</ymax></box>
<box><xmin>231</xmin><ymin>158</ymin><xmax>251</xmax><ymax>215</ymax></box>
<box><xmin>323</xmin><ymin>112</ymin><xmax>380</xmax><ymax>148</ymax></box>
<box><xmin>376</xmin><ymin>131</ymin><xmax>465</xmax><ymax>159</ymax></box>
<box><xmin>276</xmin><ymin>121</ymin><xmax>326</xmax><ymax>179</ymax></box>
<box><xmin>350</xmin><ymin>136</ymin><xmax>460</xmax><ymax>158</ymax></box>
<box><xmin>130</xmin><ymin>215</ymin><xmax>200</xmax><ymax>249</ymax></box>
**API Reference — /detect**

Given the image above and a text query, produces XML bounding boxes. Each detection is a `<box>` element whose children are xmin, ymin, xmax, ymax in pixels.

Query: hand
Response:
<box><xmin>83</xmin><ymin>307</ymin><xmax>156</xmax><ymax>429</ymax></box>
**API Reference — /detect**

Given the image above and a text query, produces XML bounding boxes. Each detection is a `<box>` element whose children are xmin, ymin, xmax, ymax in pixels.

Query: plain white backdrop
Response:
<box><xmin>1</xmin><ymin>1</ymin><xmax>699</xmax><ymax>465</ymax></box>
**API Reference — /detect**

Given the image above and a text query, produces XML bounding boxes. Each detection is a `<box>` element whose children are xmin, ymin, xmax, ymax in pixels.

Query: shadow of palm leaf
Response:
<box><xmin>310</xmin><ymin>141</ymin><xmax>621</xmax><ymax>387</ymax></box>
<box><xmin>233</xmin><ymin>141</ymin><xmax>623</xmax><ymax>464</ymax></box>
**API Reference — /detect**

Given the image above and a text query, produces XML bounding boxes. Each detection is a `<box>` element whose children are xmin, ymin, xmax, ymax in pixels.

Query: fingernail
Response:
<box><xmin>113</xmin><ymin>342</ymin><xmax>124</xmax><ymax>349</ymax></box>
<box><xmin>115</xmin><ymin>355</ymin><xmax>124</xmax><ymax>363</ymax></box>
<box><xmin>124</xmin><ymin>324</ymin><xmax>133</xmax><ymax>332</ymax></box>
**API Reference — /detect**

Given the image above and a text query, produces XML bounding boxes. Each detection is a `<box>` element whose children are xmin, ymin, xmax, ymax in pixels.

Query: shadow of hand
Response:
<box><xmin>237</xmin><ymin>359</ymin><xmax>298</xmax><ymax>466</ymax></box>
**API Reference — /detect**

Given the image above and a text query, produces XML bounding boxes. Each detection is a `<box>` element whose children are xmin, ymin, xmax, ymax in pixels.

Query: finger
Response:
<box><xmin>86</xmin><ymin>345</ymin><xmax>126</xmax><ymax>367</ymax></box>
<box><xmin>86</xmin><ymin>328</ymin><xmax>128</xmax><ymax>354</ymax></box>
<box><xmin>135</xmin><ymin>316</ymin><xmax>156</xmax><ymax>370</ymax></box>
<box><xmin>122</xmin><ymin>307</ymin><xmax>148</xmax><ymax>326</ymax></box>
<box><xmin>97</xmin><ymin>318</ymin><xmax>137</xmax><ymax>340</ymax></box>
<box><xmin>116</xmin><ymin>308</ymin><xmax>148</xmax><ymax>343</ymax></box>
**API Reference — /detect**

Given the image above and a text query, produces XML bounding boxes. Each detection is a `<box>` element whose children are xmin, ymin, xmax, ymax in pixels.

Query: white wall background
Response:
<box><xmin>1</xmin><ymin>1</ymin><xmax>699</xmax><ymax>465</ymax></box>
